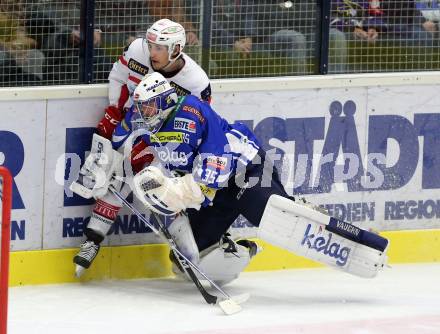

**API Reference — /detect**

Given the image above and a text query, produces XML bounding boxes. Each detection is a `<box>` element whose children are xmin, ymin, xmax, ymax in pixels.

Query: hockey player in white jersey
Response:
<box><xmin>71</xmin><ymin>20</ymin><xmax>258</xmax><ymax>279</ymax></box>
<box><xmin>72</xmin><ymin>73</ymin><xmax>389</xmax><ymax>285</ymax></box>
<box><xmin>98</xmin><ymin>18</ymin><xmax>211</xmax><ymax>140</ymax></box>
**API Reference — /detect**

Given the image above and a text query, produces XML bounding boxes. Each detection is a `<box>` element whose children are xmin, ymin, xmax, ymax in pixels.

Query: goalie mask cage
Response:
<box><xmin>0</xmin><ymin>167</ymin><xmax>12</xmax><ymax>334</ymax></box>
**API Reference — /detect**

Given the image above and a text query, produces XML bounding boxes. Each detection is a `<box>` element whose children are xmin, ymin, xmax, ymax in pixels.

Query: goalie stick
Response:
<box><xmin>109</xmin><ymin>186</ymin><xmax>249</xmax><ymax>315</ymax></box>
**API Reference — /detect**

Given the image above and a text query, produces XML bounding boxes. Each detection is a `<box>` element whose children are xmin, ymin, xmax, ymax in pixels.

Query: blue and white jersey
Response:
<box><xmin>112</xmin><ymin>95</ymin><xmax>260</xmax><ymax>206</ymax></box>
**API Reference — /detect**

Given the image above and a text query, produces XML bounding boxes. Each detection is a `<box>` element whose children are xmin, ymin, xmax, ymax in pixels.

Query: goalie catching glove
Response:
<box><xmin>70</xmin><ymin>133</ymin><xmax>123</xmax><ymax>199</ymax></box>
<box><xmin>133</xmin><ymin>166</ymin><xmax>205</xmax><ymax>216</ymax></box>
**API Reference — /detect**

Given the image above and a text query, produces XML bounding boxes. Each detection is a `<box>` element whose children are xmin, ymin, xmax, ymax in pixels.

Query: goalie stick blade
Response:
<box><xmin>229</xmin><ymin>293</ymin><xmax>251</xmax><ymax>305</ymax></box>
<box><xmin>218</xmin><ymin>299</ymin><xmax>242</xmax><ymax>315</ymax></box>
<box><xmin>217</xmin><ymin>293</ymin><xmax>250</xmax><ymax>315</ymax></box>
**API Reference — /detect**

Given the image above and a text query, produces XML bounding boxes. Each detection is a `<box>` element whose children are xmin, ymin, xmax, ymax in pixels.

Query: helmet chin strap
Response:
<box><xmin>159</xmin><ymin>57</ymin><xmax>178</xmax><ymax>72</ymax></box>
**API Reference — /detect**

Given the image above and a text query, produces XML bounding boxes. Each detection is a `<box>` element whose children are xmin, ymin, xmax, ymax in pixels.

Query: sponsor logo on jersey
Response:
<box><xmin>182</xmin><ymin>105</ymin><xmax>205</xmax><ymax>123</ymax></box>
<box><xmin>301</xmin><ymin>224</ymin><xmax>351</xmax><ymax>266</ymax></box>
<box><xmin>199</xmin><ymin>184</ymin><xmax>217</xmax><ymax>201</ymax></box>
<box><xmin>174</xmin><ymin>117</ymin><xmax>196</xmax><ymax>133</ymax></box>
<box><xmin>206</xmin><ymin>156</ymin><xmax>228</xmax><ymax>170</ymax></box>
<box><xmin>128</xmin><ymin>58</ymin><xmax>149</xmax><ymax>75</ymax></box>
<box><xmin>170</xmin><ymin>81</ymin><xmax>191</xmax><ymax>96</ymax></box>
<box><xmin>156</xmin><ymin>146</ymin><xmax>192</xmax><ymax>166</ymax></box>
<box><xmin>150</xmin><ymin>131</ymin><xmax>189</xmax><ymax>144</ymax></box>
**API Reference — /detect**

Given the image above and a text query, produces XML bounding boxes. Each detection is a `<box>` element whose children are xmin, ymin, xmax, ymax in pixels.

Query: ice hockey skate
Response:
<box><xmin>73</xmin><ymin>240</ymin><xmax>100</xmax><ymax>278</ymax></box>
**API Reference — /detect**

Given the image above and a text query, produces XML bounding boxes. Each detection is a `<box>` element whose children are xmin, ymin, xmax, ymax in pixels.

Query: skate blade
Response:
<box><xmin>75</xmin><ymin>264</ymin><xmax>86</xmax><ymax>278</ymax></box>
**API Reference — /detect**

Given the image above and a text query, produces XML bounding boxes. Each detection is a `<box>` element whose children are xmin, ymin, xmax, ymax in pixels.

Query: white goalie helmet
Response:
<box><xmin>132</xmin><ymin>72</ymin><xmax>178</xmax><ymax>133</ymax></box>
<box><xmin>146</xmin><ymin>18</ymin><xmax>186</xmax><ymax>61</ymax></box>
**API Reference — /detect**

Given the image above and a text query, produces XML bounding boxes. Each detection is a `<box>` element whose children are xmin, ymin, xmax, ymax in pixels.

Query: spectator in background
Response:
<box><xmin>96</xmin><ymin>1</ymin><xmax>153</xmax><ymax>46</ymax></box>
<box><xmin>381</xmin><ymin>0</ymin><xmax>435</xmax><ymax>47</ymax></box>
<box><xmin>330</xmin><ymin>0</ymin><xmax>384</xmax><ymax>73</ymax></box>
<box><xmin>0</xmin><ymin>2</ymin><xmax>45</xmax><ymax>85</ymax></box>
<box><xmin>96</xmin><ymin>0</ymin><xmax>200</xmax><ymax>47</ymax></box>
<box><xmin>211</xmin><ymin>1</ymin><xmax>349</xmax><ymax>75</ymax></box>
<box><xmin>252</xmin><ymin>0</ymin><xmax>311</xmax><ymax>74</ymax></box>
<box><xmin>24</xmin><ymin>0</ymin><xmax>112</xmax><ymax>84</ymax></box>
<box><xmin>212</xmin><ymin>0</ymin><xmax>311</xmax><ymax>74</ymax></box>
<box><xmin>331</xmin><ymin>0</ymin><xmax>384</xmax><ymax>44</ymax></box>
<box><xmin>417</xmin><ymin>0</ymin><xmax>440</xmax><ymax>35</ymax></box>
<box><xmin>148</xmin><ymin>0</ymin><xmax>200</xmax><ymax>45</ymax></box>
<box><xmin>211</xmin><ymin>0</ymin><xmax>258</xmax><ymax>59</ymax></box>
<box><xmin>254</xmin><ymin>0</ymin><xmax>349</xmax><ymax>74</ymax></box>
<box><xmin>41</xmin><ymin>25</ymin><xmax>111</xmax><ymax>83</ymax></box>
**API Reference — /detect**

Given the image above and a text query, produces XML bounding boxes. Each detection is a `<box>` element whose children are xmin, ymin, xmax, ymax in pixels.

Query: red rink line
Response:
<box><xmin>177</xmin><ymin>314</ymin><xmax>440</xmax><ymax>334</ymax></box>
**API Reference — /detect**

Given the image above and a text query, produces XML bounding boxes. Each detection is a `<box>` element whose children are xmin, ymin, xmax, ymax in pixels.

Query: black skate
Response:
<box><xmin>73</xmin><ymin>240</ymin><xmax>100</xmax><ymax>277</ymax></box>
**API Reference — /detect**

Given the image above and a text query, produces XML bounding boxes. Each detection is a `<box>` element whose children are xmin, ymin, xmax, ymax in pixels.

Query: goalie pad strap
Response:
<box><xmin>326</xmin><ymin>218</ymin><xmax>388</xmax><ymax>252</ymax></box>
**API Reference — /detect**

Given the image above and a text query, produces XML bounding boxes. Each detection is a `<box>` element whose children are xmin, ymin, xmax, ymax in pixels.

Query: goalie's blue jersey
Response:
<box><xmin>112</xmin><ymin>95</ymin><xmax>260</xmax><ymax>205</ymax></box>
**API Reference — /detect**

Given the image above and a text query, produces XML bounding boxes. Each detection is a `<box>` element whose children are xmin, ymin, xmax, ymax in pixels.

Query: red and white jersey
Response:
<box><xmin>108</xmin><ymin>38</ymin><xmax>211</xmax><ymax>108</ymax></box>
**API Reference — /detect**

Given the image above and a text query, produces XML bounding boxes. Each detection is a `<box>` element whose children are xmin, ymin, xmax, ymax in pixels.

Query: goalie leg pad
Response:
<box><xmin>168</xmin><ymin>214</ymin><xmax>200</xmax><ymax>264</ymax></box>
<box><xmin>258</xmin><ymin>195</ymin><xmax>389</xmax><ymax>278</ymax></box>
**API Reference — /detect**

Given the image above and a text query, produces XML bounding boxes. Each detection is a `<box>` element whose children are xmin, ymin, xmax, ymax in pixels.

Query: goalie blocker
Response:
<box><xmin>70</xmin><ymin>133</ymin><xmax>123</xmax><ymax>200</ymax></box>
<box><xmin>259</xmin><ymin>195</ymin><xmax>388</xmax><ymax>278</ymax></box>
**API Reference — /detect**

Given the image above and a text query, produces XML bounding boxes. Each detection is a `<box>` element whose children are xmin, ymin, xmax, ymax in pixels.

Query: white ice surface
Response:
<box><xmin>8</xmin><ymin>263</ymin><xmax>440</xmax><ymax>334</ymax></box>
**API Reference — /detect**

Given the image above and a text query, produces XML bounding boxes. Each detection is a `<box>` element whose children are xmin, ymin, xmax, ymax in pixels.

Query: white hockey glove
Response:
<box><xmin>133</xmin><ymin>166</ymin><xmax>204</xmax><ymax>216</ymax></box>
<box><xmin>70</xmin><ymin>133</ymin><xmax>123</xmax><ymax>199</ymax></box>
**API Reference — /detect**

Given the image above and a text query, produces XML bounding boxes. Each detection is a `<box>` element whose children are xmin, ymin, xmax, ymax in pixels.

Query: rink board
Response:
<box><xmin>1</xmin><ymin>73</ymin><xmax>440</xmax><ymax>284</ymax></box>
<box><xmin>8</xmin><ymin>229</ymin><xmax>440</xmax><ymax>286</ymax></box>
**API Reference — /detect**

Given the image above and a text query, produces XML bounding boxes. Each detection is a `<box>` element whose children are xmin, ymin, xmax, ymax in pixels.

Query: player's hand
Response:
<box><xmin>97</xmin><ymin>105</ymin><xmax>123</xmax><ymax>139</ymax></box>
